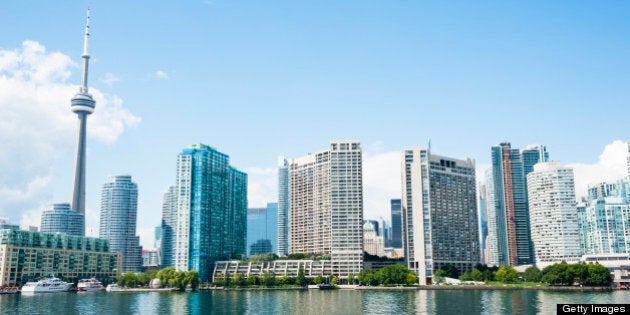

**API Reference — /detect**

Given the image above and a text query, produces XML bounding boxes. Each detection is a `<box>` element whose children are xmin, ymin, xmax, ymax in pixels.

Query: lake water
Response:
<box><xmin>0</xmin><ymin>289</ymin><xmax>628</xmax><ymax>314</ymax></box>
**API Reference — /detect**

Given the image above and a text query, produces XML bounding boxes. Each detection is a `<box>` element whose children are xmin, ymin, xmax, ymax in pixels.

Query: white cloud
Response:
<box><xmin>0</xmin><ymin>40</ymin><xmax>140</xmax><ymax>226</ymax></box>
<box><xmin>245</xmin><ymin>167</ymin><xmax>277</xmax><ymax>208</ymax></box>
<box><xmin>568</xmin><ymin>140</ymin><xmax>629</xmax><ymax>200</ymax></box>
<box><xmin>155</xmin><ymin>70</ymin><xmax>169</xmax><ymax>79</ymax></box>
<box><xmin>363</xmin><ymin>151</ymin><xmax>401</xmax><ymax>221</ymax></box>
<box><xmin>99</xmin><ymin>72</ymin><xmax>120</xmax><ymax>86</ymax></box>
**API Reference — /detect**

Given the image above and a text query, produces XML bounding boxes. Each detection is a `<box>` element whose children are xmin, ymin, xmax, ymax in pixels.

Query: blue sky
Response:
<box><xmin>1</xmin><ymin>1</ymin><xmax>629</xmax><ymax>247</ymax></box>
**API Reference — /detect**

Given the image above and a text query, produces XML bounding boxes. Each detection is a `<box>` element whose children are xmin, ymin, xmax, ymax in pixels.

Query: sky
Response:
<box><xmin>1</xmin><ymin>1</ymin><xmax>629</xmax><ymax>249</ymax></box>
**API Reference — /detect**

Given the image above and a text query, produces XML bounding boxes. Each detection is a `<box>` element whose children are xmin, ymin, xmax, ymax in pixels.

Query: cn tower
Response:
<box><xmin>70</xmin><ymin>8</ymin><xmax>95</xmax><ymax>234</ymax></box>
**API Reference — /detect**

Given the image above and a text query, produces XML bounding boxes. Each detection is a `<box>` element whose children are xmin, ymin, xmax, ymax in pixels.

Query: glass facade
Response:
<box><xmin>174</xmin><ymin>144</ymin><xmax>247</xmax><ymax>282</ymax></box>
<box><xmin>487</xmin><ymin>143</ymin><xmax>547</xmax><ymax>266</ymax></box>
<box><xmin>580</xmin><ymin>179</ymin><xmax>630</xmax><ymax>255</ymax></box>
<box><xmin>40</xmin><ymin>203</ymin><xmax>84</xmax><ymax>236</ymax></box>
<box><xmin>0</xmin><ymin>229</ymin><xmax>119</xmax><ymax>286</ymax></box>
<box><xmin>100</xmin><ymin>175</ymin><xmax>142</xmax><ymax>273</ymax></box>
<box><xmin>390</xmin><ymin>199</ymin><xmax>402</xmax><ymax>248</ymax></box>
<box><xmin>247</xmin><ymin>203</ymin><xmax>278</xmax><ymax>257</ymax></box>
<box><xmin>160</xmin><ymin>186</ymin><xmax>176</xmax><ymax>267</ymax></box>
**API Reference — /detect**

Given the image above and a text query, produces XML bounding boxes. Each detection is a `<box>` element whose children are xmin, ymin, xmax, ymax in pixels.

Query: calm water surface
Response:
<box><xmin>0</xmin><ymin>289</ymin><xmax>627</xmax><ymax>314</ymax></box>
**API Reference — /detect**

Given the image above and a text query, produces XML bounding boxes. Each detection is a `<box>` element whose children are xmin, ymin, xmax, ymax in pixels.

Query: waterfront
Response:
<box><xmin>1</xmin><ymin>289</ymin><xmax>628</xmax><ymax>314</ymax></box>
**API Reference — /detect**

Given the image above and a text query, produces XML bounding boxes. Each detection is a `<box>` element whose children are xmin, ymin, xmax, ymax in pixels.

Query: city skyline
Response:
<box><xmin>2</xmin><ymin>2</ymin><xmax>630</xmax><ymax>249</ymax></box>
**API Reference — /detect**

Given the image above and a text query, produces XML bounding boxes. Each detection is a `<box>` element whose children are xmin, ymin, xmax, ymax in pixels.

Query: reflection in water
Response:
<box><xmin>0</xmin><ymin>288</ymin><xmax>627</xmax><ymax>314</ymax></box>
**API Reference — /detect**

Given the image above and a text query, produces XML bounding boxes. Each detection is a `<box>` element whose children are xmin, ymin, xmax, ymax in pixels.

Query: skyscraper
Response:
<box><xmin>484</xmin><ymin>169</ymin><xmax>499</xmax><ymax>266</ymax></box>
<box><xmin>289</xmin><ymin>141</ymin><xmax>363</xmax><ymax>278</ymax></box>
<box><xmin>160</xmin><ymin>186</ymin><xmax>176</xmax><ymax>267</ymax></box>
<box><xmin>579</xmin><ymin>178</ymin><xmax>630</xmax><ymax>255</ymax></box>
<box><xmin>627</xmin><ymin>141</ymin><xmax>629</xmax><ymax>177</ymax></box>
<box><xmin>401</xmin><ymin>147</ymin><xmax>479</xmax><ymax>284</ymax></box>
<box><xmin>174</xmin><ymin>144</ymin><xmax>247</xmax><ymax>281</ymax></box>
<box><xmin>70</xmin><ymin>9</ymin><xmax>96</xmax><ymax>235</ymax></box>
<box><xmin>486</xmin><ymin>143</ymin><xmax>547</xmax><ymax>266</ymax></box>
<box><xmin>363</xmin><ymin>220</ymin><xmax>385</xmax><ymax>257</ymax></box>
<box><xmin>390</xmin><ymin>199</ymin><xmax>402</xmax><ymax>248</ymax></box>
<box><xmin>527</xmin><ymin>162</ymin><xmax>581</xmax><ymax>265</ymax></box>
<box><xmin>277</xmin><ymin>157</ymin><xmax>290</xmax><ymax>256</ymax></box>
<box><xmin>247</xmin><ymin>203</ymin><xmax>278</xmax><ymax>257</ymax></box>
<box><xmin>100</xmin><ymin>175</ymin><xmax>142</xmax><ymax>272</ymax></box>
<box><xmin>40</xmin><ymin>203</ymin><xmax>84</xmax><ymax>236</ymax></box>
<box><xmin>478</xmin><ymin>184</ymin><xmax>488</xmax><ymax>264</ymax></box>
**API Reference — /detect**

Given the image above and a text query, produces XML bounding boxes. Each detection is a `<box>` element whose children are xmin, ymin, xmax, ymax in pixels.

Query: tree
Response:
<box><xmin>297</xmin><ymin>267</ymin><xmax>307</xmax><ymax>287</ymax></box>
<box><xmin>347</xmin><ymin>272</ymin><xmax>355</xmax><ymax>285</ymax></box>
<box><xmin>482</xmin><ymin>270</ymin><xmax>495</xmax><ymax>282</ymax></box>
<box><xmin>287</xmin><ymin>253</ymin><xmax>308</xmax><ymax>260</ymax></box>
<box><xmin>377</xmin><ymin>264</ymin><xmax>410</xmax><ymax>285</ymax></box>
<box><xmin>118</xmin><ymin>272</ymin><xmax>138</xmax><ymax>287</ymax></box>
<box><xmin>246</xmin><ymin>275</ymin><xmax>260</xmax><ymax>286</ymax></box>
<box><xmin>331</xmin><ymin>275</ymin><xmax>339</xmax><ymax>286</ymax></box>
<box><xmin>231</xmin><ymin>274</ymin><xmax>244</xmax><ymax>287</ymax></box>
<box><xmin>313</xmin><ymin>275</ymin><xmax>324</xmax><ymax>285</ymax></box>
<box><xmin>495</xmin><ymin>265</ymin><xmax>519</xmax><ymax>283</ymax></box>
<box><xmin>441</xmin><ymin>264</ymin><xmax>460</xmax><ymax>279</ymax></box>
<box><xmin>523</xmin><ymin>266</ymin><xmax>542</xmax><ymax>283</ymax></box>
<box><xmin>542</xmin><ymin>262</ymin><xmax>573</xmax><ymax>285</ymax></box>
<box><xmin>357</xmin><ymin>269</ymin><xmax>379</xmax><ymax>286</ymax></box>
<box><xmin>459</xmin><ymin>271</ymin><xmax>472</xmax><ymax>281</ymax></box>
<box><xmin>433</xmin><ymin>269</ymin><xmax>446</xmax><ymax>284</ymax></box>
<box><xmin>470</xmin><ymin>268</ymin><xmax>484</xmax><ymax>282</ymax></box>
<box><xmin>586</xmin><ymin>263</ymin><xmax>612</xmax><ymax>286</ymax></box>
<box><xmin>406</xmin><ymin>273</ymin><xmax>418</xmax><ymax>285</ymax></box>
<box><xmin>277</xmin><ymin>275</ymin><xmax>290</xmax><ymax>285</ymax></box>
<box><xmin>569</xmin><ymin>263</ymin><xmax>589</xmax><ymax>285</ymax></box>
<box><xmin>261</xmin><ymin>272</ymin><xmax>276</xmax><ymax>287</ymax></box>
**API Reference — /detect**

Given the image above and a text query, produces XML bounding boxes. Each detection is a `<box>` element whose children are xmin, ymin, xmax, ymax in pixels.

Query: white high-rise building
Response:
<box><xmin>402</xmin><ymin>148</ymin><xmax>479</xmax><ymax>285</ymax></box>
<box><xmin>277</xmin><ymin>157</ymin><xmax>290</xmax><ymax>256</ymax></box>
<box><xmin>363</xmin><ymin>220</ymin><xmax>385</xmax><ymax>257</ymax></box>
<box><xmin>289</xmin><ymin>141</ymin><xmax>363</xmax><ymax>278</ymax></box>
<box><xmin>526</xmin><ymin>162</ymin><xmax>581</xmax><ymax>266</ymax></box>
<box><xmin>626</xmin><ymin>141</ymin><xmax>629</xmax><ymax>177</ymax></box>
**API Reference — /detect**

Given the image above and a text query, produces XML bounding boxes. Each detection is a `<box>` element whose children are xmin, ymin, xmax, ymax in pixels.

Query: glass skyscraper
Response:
<box><xmin>160</xmin><ymin>186</ymin><xmax>176</xmax><ymax>267</ymax></box>
<box><xmin>579</xmin><ymin>178</ymin><xmax>630</xmax><ymax>255</ymax></box>
<box><xmin>247</xmin><ymin>203</ymin><xmax>278</xmax><ymax>257</ymax></box>
<box><xmin>40</xmin><ymin>203</ymin><xmax>84</xmax><ymax>236</ymax></box>
<box><xmin>401</xmin><ymin>148</ymin><xmax>479</xmax><ymax>284</ymax></box>
<box><xmin>99</xmin><ymin>175</ymin><xmax>142</xmax><ymax>273</ymax></box>
<box><xmin>486</xmin><ymin>143</ymin><xmax>547</xmax><ymax>266</ymax></box>
<box><xmin>277</xmin><ymin>157</ymin><xmax>290</xmax><ymax>257</ymax></box>
<box><xmin>390</xmin><ymin>199</ymin><xmax>402</xmax><ymax>248</ymax></box>
<box><xmin>174</xmin><ymin>144</ymin><xmax>247</xmax><ymax>282</ymax></box>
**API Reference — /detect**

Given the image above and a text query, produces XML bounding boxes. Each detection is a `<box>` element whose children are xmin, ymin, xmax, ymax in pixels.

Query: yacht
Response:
<box><xmin>77</xmin><ymin>278</ymin><xmax>105</xmax><ymax>292</ymax></box>
<box><xmin>21</xmin><ymin>276</ymin><xmax>73</xmax><ymax>293</ymax></box>
<box><xmin>105</xmin><ymin>284</ymin><xmax>123</xmax><ymax>292</ymax></box>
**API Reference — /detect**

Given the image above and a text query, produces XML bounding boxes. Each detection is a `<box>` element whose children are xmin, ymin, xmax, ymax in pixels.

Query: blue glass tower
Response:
<box><xmin>247</xmin><ymin>203</ymin><xmax>278</xmax><ymax>257</ymax></box>
<box><xmin>390</xmin><ymin>199</ymin><xmax>402</xmax><ymax>248</ymax></box>
<box><xmin>487</xmin><ymin>143</ymin><xmax>547</xmax><ymax>266</ymax></box>
<box><xmin>99</xmin><ymin>175</ymin><xmax>142</xmax><ymax>272</ymax></box>
<box><xmin>160</xmin><ymin>186</ymin><xmax>176</xmax><ymax>267</ymax></box>
<box><xmin>174</xmin><ymin>144</ymin><xmax>247</xmax><ymax>281</ymax></box>
<box><xmin>40</xmin><ymin>203</ymin><xmax>84</xmax><ymax>236</ymax></box>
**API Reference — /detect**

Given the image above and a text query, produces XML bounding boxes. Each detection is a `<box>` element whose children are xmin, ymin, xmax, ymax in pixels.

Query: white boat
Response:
<box><xmin>78</xmin><ymin>278</ymin><xmax>104</xmax><ymax>292</ymax></box>
<box><xmin>21</xmin><ymin>276</ymin><xmax>73</xmax><ymax>293</ymax></box>
<box><xmin>105</xmin><ymin>284</ymin><xmax>123</xmax><ymax>292</ymax></box>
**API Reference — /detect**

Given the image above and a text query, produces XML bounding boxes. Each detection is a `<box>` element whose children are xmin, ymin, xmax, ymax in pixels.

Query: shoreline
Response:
<box><xmin>199</xmin><ymin>285</ymin><xmax>617</xmax><ymax>292</ymax></box>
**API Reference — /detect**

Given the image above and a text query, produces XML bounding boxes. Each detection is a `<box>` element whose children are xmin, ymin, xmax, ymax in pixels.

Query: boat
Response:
<box><xmin>21</xmin><ymin>276</ymin><xmax>73</xmax><ymax>293</ymax></box>
<box><xmin>77</xmin><ymin>278</ymin><xmax>104</xmax><ymax>292</ymax></box>
<box><xmin>0</xmin><ymin>286</ymin><xmax>19</xmax><ymax>294</ymax></box>
<box><xmin>105</xmin><ymin>284</ymin><xmax>123</xmax><ymax>292</ymax></box>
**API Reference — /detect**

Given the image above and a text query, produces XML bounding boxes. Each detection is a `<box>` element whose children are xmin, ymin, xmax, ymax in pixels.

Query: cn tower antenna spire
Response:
<box><xmin>70</xmin><ymin>6</ymin><xmax>96</xmax><ymax>235</ymax></box>
<box><xmin>80</xmin><ymin>6</ymin><xmax>91</xmax><ymax>93</ymax></box>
